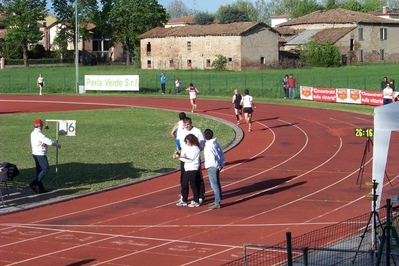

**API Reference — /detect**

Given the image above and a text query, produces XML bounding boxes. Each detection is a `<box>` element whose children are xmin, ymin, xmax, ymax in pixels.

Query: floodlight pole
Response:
<box><xmin>75</xmin><ymin>0</ymin><xmax>79</xmax><ymax>93</ymax></box>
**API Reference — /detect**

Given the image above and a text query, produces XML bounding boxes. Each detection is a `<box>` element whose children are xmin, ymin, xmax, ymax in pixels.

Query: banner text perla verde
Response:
<box><xmin>84</xmin><ymin>75</ymin><xmax>139</xmax><ymax>91</ymax></box>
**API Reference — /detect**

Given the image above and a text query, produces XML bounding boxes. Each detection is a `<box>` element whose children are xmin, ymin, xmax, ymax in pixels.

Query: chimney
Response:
<box><xmin>383</xmin><ymin>6</ymin><xmax>388</xmax><ymax>15</ymax></box>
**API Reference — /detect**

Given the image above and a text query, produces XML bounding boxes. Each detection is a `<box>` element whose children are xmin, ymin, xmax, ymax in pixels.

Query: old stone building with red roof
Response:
<box><xmin>276</xmin><ymin>8</ymin><xmax>399</xmax><ymax>64</ymax></box>
<box><xmin>139</xmin><ymin>22</ymin><xmax>280</xmax><ymax>71</ymax></box>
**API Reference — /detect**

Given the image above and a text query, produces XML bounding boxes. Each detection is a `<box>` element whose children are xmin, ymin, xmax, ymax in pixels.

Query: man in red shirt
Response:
<box><xmin>287</xmin><ymin>74</ymin><xmax>297</xmax><ymax>99</ymax></box>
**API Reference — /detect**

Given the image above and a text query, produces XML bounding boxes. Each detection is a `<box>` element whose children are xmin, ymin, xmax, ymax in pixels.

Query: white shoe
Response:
<box><xmin>199</xmin><ymin>198</ymin><xmax>203</xmax><ymax>204</ymax></box>
<box><xmin>176</xmin><ymin>200</ymin><xmax>187</xmax><ymax>206</ymax></box>
<box><xmin>188</xmin><ymin>201</ymin><xmax>199</xmax><ymax>207</ymax></box>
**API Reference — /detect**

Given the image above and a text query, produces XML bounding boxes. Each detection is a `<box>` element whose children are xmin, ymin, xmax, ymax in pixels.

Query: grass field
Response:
<box><xmin>0</xmin><ymin>63</ymin><xmax>381</xmax><ymax>195</ymax></box>
<box><xmin>0</xmin><ymin>107</ymin><xmax>235</xmax><ymax>195</ymax></box>
<box><xmin>0</xmin><ymin>63</ymin><xmax>398</xmax><ymax>97</ymax></box>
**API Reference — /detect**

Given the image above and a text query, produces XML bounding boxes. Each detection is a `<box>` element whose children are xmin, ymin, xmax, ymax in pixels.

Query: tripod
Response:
<box><xmin>352</xmin><ymin>180</ymin><xmax>384</xmax><ymax>264</ymax></box>
<box><xmin>356</xmin><ymin>137</ymin><xmax>391</xmax><ymax>189</ymax></box>
<box><xmin>356</xmin><ymin>137</ymin><xmax>373</xmax><ymax>188</ymax></box>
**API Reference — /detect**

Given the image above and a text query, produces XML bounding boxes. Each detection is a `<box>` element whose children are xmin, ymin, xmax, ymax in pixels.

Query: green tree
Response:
<box><xmin>326</xmin><ymin>0</ymin><xmax>338</xmax><ymax>9</ymax></box>
<box><xmin>211</xmin><ymin>54</ymin><xmax>227</xmax><ymax>70</ymax></box>
<box><xmin>231</xmin><ymin>0</ymin><xmax>258</xmax><ymax>21</ymax></box>
<box><xmin>219</xmin><ymin>6</ymin><xmax>250</xmax><ymax>24</ymax></box>
<box><xmin>0</xmin><ymin>0</ymin><xmax>47</xmax><ymax>66</ymax></box>
<box><xmin>109</xmin><ymin>0</ymin><xmax>169</xmax><ymax>65</ymax></box>
<box><xmin>193</xmin><ymin>12</ymin><xmax>215</xmax><ymax>25</ymax></box>
<box><xmin>291</xmin><ymin>0</ymin><xmax>324</xmax><ymax>18</ymax></box>
<box><xmin>299</xmin><ymin>39</ymin><xmax>341</xmax><ymax>67</ymax></box>
<box><xmin>361</xmin><ymin>0</ymin><xmax>381</xmax><ymax>12</ymax></box>
<box><xmin>342</xmin><ymin>0</ymin><xmax>363</xmax><ymax>11</ymax></box>
<box><xmin>52</xmin><ymin>0</ymin><xmax>98</xmax><ymax>62</ymax></box>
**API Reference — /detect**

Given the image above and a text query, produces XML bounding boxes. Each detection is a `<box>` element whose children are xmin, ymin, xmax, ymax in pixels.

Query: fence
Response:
<box><xmin>0</xmin><ymin>65</ymin><xmax>385</xmax><ymax>99</ymax></box>
<box><xmin>222</xmin><ymin>199</ymin><xmax>399</xmax><ymax>266</ymax></box>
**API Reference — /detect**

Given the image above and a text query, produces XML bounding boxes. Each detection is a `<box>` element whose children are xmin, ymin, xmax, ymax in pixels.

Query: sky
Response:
<box><xmin>157</xmin><ymin>0</ymin><xmax>257</xmax><ymax>14</ymax></box>
<box><xmin>46</xmin><ymin>0</ymin><xmax>257</xmax><ymax>15</ymax></box>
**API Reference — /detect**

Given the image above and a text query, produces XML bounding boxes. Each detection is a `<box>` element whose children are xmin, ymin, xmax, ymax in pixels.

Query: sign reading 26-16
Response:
<box><xmin>354</xmin><ymin>128</ymin><xmax>373</xmax><ymax>138</ymax></box>
<box><xmin>59</xmin><ymin>120</ymin><xmax>76</xmax><ymax>136</ymax></box>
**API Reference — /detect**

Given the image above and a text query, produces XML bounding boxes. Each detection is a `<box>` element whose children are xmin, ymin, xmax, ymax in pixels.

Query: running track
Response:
<box><xmin>1</xmin><ymin>95</ymin><xmax>399</xmax><ymax>266</ymax></box>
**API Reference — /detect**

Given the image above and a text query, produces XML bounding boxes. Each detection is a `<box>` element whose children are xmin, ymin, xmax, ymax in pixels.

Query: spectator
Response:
<box><xmin>282</xmin><ymin>74</ymin><xmax>289</xmax><ymax>98</ymax></box>
<box><xmin>158</xmin><ymin>73</ymin><xmax>168</xmax><ymax>94</ymax></box>
<box><xmin>175</xmin><ymin>78</ymin><xmax>181</xmax><ymax>94</ymax></box>
<box><xmin>287</xmin><ymin>74</ymin><xmax>297</xmax><ymax>99</ymax></box>
<box><xmin>383</xmin><ymin>83</ymin><xmax>393</xmax><ymax>105</ymax></box>
<box><xmin>381</xmin><ymin>77</ymin><xmax>388</xmax><ymax>90</ymax></box>
<box><xmin>204</xmin><ymin>129</ymin><xmax>225</xmax><ymax>210</ymax></box>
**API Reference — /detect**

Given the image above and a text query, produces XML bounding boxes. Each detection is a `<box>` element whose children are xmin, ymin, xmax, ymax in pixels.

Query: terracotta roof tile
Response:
<box><xmin>278</xmin><ymin>8</ymin><xmax>399</xmax><ymax>27</ymax></box>
<box><xmin>311</xmin><ymin>27</ymin><xmax>356</xmax><ymax>43</ymax></box>
<box><xmin>139</xmin><ymin>22</ymin><xmax>279</xmax><ymax>38</ymax></box>
<box><xmin>167</xmin><ymin>15</ymin><xmax>195</xmax><ymax>25</ymax></box>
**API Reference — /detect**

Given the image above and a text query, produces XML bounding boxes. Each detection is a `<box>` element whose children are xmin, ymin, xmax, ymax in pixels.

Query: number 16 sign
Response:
<box><xmin>59</xmin><ymin>120</ymin><xmax>77</xmax><ymax>136</ymax></box>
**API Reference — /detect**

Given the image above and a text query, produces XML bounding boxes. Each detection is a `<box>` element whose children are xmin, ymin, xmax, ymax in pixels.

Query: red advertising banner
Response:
<box><xmin>360</xmin><ymin>91</ymin><xmax>383</xmax><ymax>106</ymax></box>
<box><xmin>311</xmin><ymin>87</ymin><xmax>336</xmax><ymax>102</ymax></box>
<box><xmin>299</xmin><ymin>86</ymin><xmax>383</xmax><ymax>106</ymax></box>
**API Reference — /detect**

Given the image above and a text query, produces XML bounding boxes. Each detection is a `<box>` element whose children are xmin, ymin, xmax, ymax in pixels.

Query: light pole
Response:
<box><xmin>75</xmin><ymin>0</ymin><xmax>79</xmax><ymax>93</ymax></box>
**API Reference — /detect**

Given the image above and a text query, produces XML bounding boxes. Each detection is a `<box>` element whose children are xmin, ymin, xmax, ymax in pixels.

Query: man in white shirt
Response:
<box><xmin>30</xmin><ymin>119</ymin><xmax>61</xmax><ymax>194</ymax></box>
<box><xmin>176</xmin><ymin>117</ymin><xmax>205</xmax><ymax>203</ymax></box>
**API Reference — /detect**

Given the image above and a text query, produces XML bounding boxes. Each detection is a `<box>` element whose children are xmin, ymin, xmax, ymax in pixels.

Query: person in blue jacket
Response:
<box><xmin>159</xmin><ymin>73</ymin><xmax>168</xmax><ymax>94</ymax></box>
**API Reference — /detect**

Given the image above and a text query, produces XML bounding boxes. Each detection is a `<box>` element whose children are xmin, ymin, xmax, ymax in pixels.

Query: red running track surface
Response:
<box><xmin>1</xmin><ymin>95</ymin><xmax>399</xmax><ymax>266</ymax></box>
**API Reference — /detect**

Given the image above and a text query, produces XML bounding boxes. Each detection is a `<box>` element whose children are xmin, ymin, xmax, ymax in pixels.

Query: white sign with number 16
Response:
<box><xmin>59</xmin><ymin>120</ymin><xmax>76</xmax><ymax>136</ymax></box>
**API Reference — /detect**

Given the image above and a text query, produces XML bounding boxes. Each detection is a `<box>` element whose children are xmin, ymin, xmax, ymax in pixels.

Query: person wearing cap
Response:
<box><xmin>30</xmin><ymin>119</ymin><xmax>61</xmax><ymax>194</ymax></box>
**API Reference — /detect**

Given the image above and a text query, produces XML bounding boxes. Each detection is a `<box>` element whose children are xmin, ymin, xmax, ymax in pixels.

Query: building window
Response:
<box><xmin>42</xmin><ymin>22</ymin><xmax>47</xmax><ymax>28</ymax></box>
<box><xmin>92</xmin><ymin>40</ymin><xmax>110</xmax><ymax>52</ymax></box>
<box><xmin>206</xmin><ymin>59</ymin><xmax>211</xmax><ymax>67</ymax></box>
<box><xmin>350</xmin><ymin>39</ymin><xmax>354</xmax><ymax>51</ymax></box>
<box><xmin>380</xmin><ymin>49</ymin><xmax>385</xmax><ymax>61</ymax></box>
<box><xmin>146</xmin><ymin>42</ymin><xmax>151</xmax><ymax>56</ymax></box>
<box><xmin>380</xmin><ymin>28</ymin><xmax>387</xmax><ymax>40</ymax></box>
<box><xmin>169</xmin><ymin>60</ymin><xmax>174</xmax><ymax>67</ymax></box>
<box><xmin>228</xmin><ymin>57</ymin><xmax>232</xmax><ymax>65</ymax></box>
<box><xmin>147</xmin><ymin>60</ymin><xmax>152</xmax><ymax>68</ymax></box>
<box><xmin>359</xmin><ymin>50</ymin><xmax>363</xmax><ymax>62</ymax></box>
<box><xmin>260</xmin><ymin>57</ymin><xmax>265</xmax><ymax>64</ymax></box>
<box><xmin>358</xmin><ymin>28</ymin><xmax>363</xmax><ymax>40</ymax></box>
<box><xmin>187</xmin><ymin>41</ymin><xmax>191</xmax><ymax>51</ymax></box>
<box><xmin>187</xmin><ymin>59</ymin><xmax>192</xmax><ymax>67</ymax></box>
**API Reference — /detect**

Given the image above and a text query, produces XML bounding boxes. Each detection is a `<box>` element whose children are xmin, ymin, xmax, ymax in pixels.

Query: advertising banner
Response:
<box><xmin>311</xmin><ymin>87</ymin><xmax>336</xmax><ymax>102</ymax></box>
<box><xmin>336</xmin><ymin>88</ymin><xmax>361</xmax><ymax>104</ymax></box>
<box><xmin>85</xmin><ymin>75</ymin><xmax>139</xmax><ymax>91</ymax></box>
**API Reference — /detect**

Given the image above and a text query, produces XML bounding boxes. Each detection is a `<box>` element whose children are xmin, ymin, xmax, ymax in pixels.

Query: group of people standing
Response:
<box><xmin>381</xmin><ymin>76</ymin><xmax>398</xmax><ymax>105</ymax></box>
<box><xmin>282</xmin><ymin>74</ymin><xmax>298</xmax><ymax>99</ymax></box>
<box><xmin>171</xmin><ymin>113</ymin><xmax>225</xmax><ymax>209</ymax></box>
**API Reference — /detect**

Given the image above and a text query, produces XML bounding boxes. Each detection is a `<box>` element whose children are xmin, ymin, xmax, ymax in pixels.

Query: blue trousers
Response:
<box><xmin>31</xmin><ymin>154</ymin><xmax>49</xmax><ymax>189</ymax></box>
<box><xmin>207</xmin><ymin>167</ymin><xmax>222</xmax><ymax>204</ymax></box>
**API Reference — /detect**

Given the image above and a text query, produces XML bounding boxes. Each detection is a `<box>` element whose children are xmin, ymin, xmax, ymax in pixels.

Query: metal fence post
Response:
<box><xmin>287</xmin><ymin>232</ymin><xmax>293</xmax><ymax>266</ymax></box>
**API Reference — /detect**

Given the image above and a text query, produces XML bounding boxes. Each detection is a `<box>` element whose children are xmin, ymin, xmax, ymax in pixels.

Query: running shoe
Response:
<box><xmin>188</xmin><ymin>201</ymin><xmax>200</xmax><ymax>207</ymax></box>
<box><xmin>176</xmin><ymin>200</ymin><xmax>187</xmax><ymax>206</ymax></box>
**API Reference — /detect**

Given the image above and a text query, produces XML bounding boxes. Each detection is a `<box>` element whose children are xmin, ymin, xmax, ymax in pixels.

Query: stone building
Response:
<box><xmin>138</xmin><ymin>22</ymin><xmax>280</xmax><ymax>71</ymax></box>
<box><xmin>276</xmin><ymin>8</ymin><xmax>399</xmax><ymax>64</ymax></box>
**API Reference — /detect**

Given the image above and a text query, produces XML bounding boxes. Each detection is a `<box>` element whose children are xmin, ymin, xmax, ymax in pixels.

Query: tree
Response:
<box><xmin>299</xmin><ymin>39</ymin><xmax>341</xmax><ymax>67</ymax></box>
<box><xmin>52</xmin><ymin>0</ymin><xmax>98</xmax><ymax>63</ymax></box>
<box><xmin>290</xmin><ymin>0</ymin><xmax>324</xmax><ymax>18</ymax></box>
<box><xmin>109</xmin><ymin>0</ymin><xmax>169</xmax><ymax>65</ymax></box>
<box><xmin>361</xmin><ymin>0</ymin><xmax>381</xmax><ymax>12</ymax></box>
<box><xmin>231</xmin><ymin>0</ymin><xmax>258</xmax><ymax>22</ymax></box>
<box><xmin>326</xmin><ymin>0</ymin><xmax>338</xmax><ymax>9</ymax></box>
<box><xmin>0</xmin><ymin>0</ymin><xmax>47</xmax><ymax>66</ymax></box>
<box><xmin>211</xmin><ymin>54</ymin><xmax>227</xmax><ymax>70</ymax></box>
<box><xmin>342</xmin><ymin>0</ymin><xmax>363</xmax><ymax>11</ymax></box>
<box><xmin>193</xmin><ymin>12</ymin><xmax>215</xmax><ymax>25</ymax></box>
<box><xmin>166</xmin><ymin>0</ymin><xmax>194</xmax><ymax>19</ymax></box>
<box><xmin>219</xmin><ymin>6</ymin><xmax>250</xmax><ymax>24</ymax></box>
